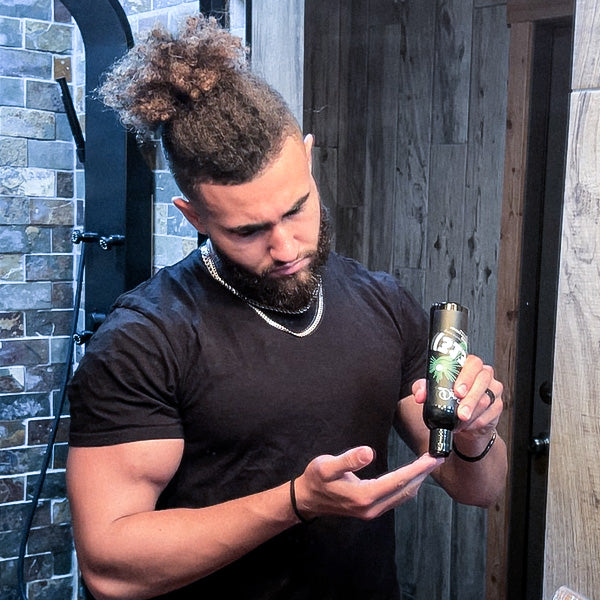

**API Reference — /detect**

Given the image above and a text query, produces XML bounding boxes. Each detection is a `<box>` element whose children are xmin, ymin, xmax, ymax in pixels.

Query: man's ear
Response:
<box><xmin>304</xmin><ymin>133</ymin><xmax>314</xmax><ymax>170</ymax></box>
<box><xmin>172</xmin><ymin>196</ymin><xmax>207</xmax><ymax>234</ymax></box>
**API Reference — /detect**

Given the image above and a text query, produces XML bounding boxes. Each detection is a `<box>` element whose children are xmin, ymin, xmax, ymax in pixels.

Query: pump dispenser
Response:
<box><xmin>423</xmin><ymin>302</ymin><xmax>468</xmax><ymax>457</ymax></box>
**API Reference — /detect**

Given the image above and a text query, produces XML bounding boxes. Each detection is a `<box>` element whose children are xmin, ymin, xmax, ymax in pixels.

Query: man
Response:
<box><xmin>67</xmin><ymin>15</ymin><xmax>506</xmax><ymax>600</ymax></box>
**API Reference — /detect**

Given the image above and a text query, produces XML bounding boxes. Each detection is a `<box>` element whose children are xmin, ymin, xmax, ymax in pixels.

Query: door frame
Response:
<box><xmin>488</xmin><ymin>1</ymin><xmax>574</xmax><ymax>598</ymax></box>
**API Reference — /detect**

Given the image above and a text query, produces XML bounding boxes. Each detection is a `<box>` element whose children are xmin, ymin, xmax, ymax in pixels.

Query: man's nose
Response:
<box><xmin>268</xmin><ymin>223</ymin><xmax>297</xmax><ymax>263</ymax></box>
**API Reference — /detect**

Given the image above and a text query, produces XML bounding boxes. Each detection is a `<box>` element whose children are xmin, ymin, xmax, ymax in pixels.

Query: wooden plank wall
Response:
<box><xmin>543</xmin><ymin>0</ymin><xmax>600</xmax><ymax>598</ymax></box>
<box><xmin>304</xmin><ymin>2</ymin><xmax>509</xmax><ymax>598</ymax></box>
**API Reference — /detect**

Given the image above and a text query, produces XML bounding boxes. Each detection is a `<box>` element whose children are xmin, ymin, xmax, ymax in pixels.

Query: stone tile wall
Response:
<box><xmin>0</xmin><ymin>1</ymin><xmax>247</xmax><ymax>598</ymax></box>
<box><xmin>0</xmin><ymin>0</ymin><xmax>80</xmax><ymax>598</ymax></box>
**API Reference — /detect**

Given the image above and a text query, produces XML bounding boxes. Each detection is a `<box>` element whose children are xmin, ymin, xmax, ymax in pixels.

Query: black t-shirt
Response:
<box><xmin>68</xmin><ymin>250</ymin><xmax>428</xmax><ymax>599</ymax></box>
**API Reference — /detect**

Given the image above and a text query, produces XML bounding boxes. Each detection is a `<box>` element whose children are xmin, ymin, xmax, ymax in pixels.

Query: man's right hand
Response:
<box><xmin>292</xmin><ymin>448</ymin><xmax>444</xmax><ymax>522</ymax></box>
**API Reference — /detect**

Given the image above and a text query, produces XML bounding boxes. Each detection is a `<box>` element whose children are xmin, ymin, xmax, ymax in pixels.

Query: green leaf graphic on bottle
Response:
<box><xmin>429</xmin><ymin>354</ymin><xmax>461</xmax><ymax>383</ymax></box>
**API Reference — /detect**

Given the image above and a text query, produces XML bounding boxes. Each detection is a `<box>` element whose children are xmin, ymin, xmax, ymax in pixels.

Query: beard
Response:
<box><xmin>212</xmin><ymin>205</ymin><xmax>332</xmax><ymax>313</ymax></box>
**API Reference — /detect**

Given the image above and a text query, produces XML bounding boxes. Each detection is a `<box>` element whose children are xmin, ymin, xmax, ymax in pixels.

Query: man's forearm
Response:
<box><xmin>434</xmin><ymin>432</ymin><xmax>508</xmax><ymax>507</ymax></box>
<box><xmin>75</xmin><ymin>483</ymin><xmax>296</xmax><ymax>600</ymax></box>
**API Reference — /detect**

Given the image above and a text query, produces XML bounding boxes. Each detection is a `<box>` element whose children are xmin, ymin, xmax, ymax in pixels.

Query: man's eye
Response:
<box><xmin>235</xmin><ymin>229</ymin><xmax>261</xmax><ymax>238</ymax></box>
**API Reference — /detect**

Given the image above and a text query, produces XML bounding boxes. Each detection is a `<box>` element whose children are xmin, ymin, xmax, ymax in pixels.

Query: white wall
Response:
<box><xmin>543</xmin><ymin>0</ymin><xmax>600</xmax><ymax>598</ymax></box>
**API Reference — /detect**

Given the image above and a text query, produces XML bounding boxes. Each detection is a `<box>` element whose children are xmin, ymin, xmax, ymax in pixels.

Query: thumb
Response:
<box><xmin>320</xmin><ymin>446</ymin><xmax>375</xmax><ymax>481</ymax></box>
<box><xmin>412</xmin><ymin>378</ymin><xmax>426</xmax><ymax>403</ymax></box>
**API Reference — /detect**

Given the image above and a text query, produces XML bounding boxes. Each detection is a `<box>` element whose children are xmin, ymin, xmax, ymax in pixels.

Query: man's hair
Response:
<box><xmin>98</xmin><ymin>15</ymin><xmax>301</xmax><ymax>196</ymax></box>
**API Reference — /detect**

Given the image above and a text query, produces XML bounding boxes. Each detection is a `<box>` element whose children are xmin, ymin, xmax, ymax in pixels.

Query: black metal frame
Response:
<box><xmin>200</xmin><ymin>0</ymin><xmax>228</xmax><ymax>26</ymax></box>
<box><xmin>200</xmin><ymin>0</ymin><xmax>253</xmax><ymax>47</ymax></box>
<box><xmin>61</xmin><ymin>0</ymin><xmax>153</xmax><ymax>332</ymax></box>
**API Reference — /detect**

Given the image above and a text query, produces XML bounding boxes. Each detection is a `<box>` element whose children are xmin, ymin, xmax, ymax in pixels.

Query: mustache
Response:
<box><xmin>263</xmin><ymin>253</ymin><xmax>315</xmax><ymax>275</ymax></box>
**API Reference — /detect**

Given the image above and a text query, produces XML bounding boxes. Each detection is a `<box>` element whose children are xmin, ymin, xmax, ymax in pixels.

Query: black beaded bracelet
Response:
<box><xmin>290</xmin><ymin>478</ymin><xmax>313</xmax><ymax>523</ymax></box>
<box><xmin>452</xmin><ymin>429</ymin><xmax>497</xmax><ymax>462</ymax></box>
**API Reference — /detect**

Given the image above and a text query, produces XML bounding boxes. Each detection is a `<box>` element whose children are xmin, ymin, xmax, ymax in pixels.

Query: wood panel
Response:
<box><xmin>424</xmin><ymin>143</ymin><xmax>467</xmax><ymax>307</ymax></box>
<box><xmin>462</xmin><ymin>4</ymin><xmax>509</xmax><ymax>364</ymax></box>
<box><xmin>304</xmin><ymin>0</ymin><xmax>369</xmax><ymax>261</ymax></box>
<box><xmin>303</xmin><ymin>2</ymin><xmax>511</xmax><ymax>598</ymax></box>
<box><xmin>251</xmin><ymin>0</ymin><xmax>304</xmax><ymax>126</ymax></box>
<box><xmin>302</xmin><ymin>0</ymin><xmax>340</xmax><ymax>146</ymax></box>
<box><xmin>489</xmin><ymin>20</ymin><xmax>534</xmax><ymax>600</ymax></box>
<box><xmin>334</xmin><ymin>205</ymin><xmax>365</xmax><ymax>261</ymax></box>
<box><xmin>451</xmin><ymin>504</ymin><xmax>488</xmax><ymax>598</ymax></box>
<box><xmin>364</xmin><ymin>20</ymin><xmax>402</xmax><ymax>272</ymax></box>
<box><xmin>393</xmin><ymin>0</ymin><xmax>435</xmax><ymax>278</ymax></box>
<box><xmin>543</xmin><ymin>89</ymin><xmax>600</xmax><ymax>600</ymax></box>
<box><xmin>571</xmin><ymin>0</ymin><xmax>600</xmax><ymax>89</ymax></box>
<box><xmin>311</xmin><ymin>146</ymin><xmax>337</xmax><ymax>217</ymax></box>
<box><xmin>432</xmin><ymin>0</ymin><xmax>473</xmax><ymax>144</ymax></box>
<box><xmin>336</xmin><ymin>0</ymin><xmax>369</xmax><ymax>261</ymax></box>
<box><xmin>368</xmin><ymin>0</ymin><xmax>403</xmax><ymax>27</ymax></box>
<box><xmin>337</xmin><ymin>0</ymin><xmax>369</xmax><ymax>212</ymax></box>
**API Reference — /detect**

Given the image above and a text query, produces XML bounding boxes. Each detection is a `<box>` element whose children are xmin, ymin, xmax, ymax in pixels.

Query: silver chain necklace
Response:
<box><xmin>200</xmin><ymin>241</ymin><xmax>324</xmax><ymax>338</ymax></box>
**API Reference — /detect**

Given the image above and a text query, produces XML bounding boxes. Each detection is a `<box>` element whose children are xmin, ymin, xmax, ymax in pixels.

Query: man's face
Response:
<box><xmin>174</xmin><ymin>134</ymin><xmax>330</xmax><ymax>310</ymax></box>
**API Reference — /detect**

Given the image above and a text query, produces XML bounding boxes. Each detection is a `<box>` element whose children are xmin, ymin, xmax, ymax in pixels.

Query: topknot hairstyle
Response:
<box><xmin>98</xmin><ymin>15</ymin><xmax>301</xmax><ymax>196</ymax></box>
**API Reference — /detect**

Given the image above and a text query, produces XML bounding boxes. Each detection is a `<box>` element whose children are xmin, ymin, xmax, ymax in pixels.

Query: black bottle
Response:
<box><xmin>423</xmin><ymin>302</ymin><xmax>468</xmax><ymax>457</ymax></box>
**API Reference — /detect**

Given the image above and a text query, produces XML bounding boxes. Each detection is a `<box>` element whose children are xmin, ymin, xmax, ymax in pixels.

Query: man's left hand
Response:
<box><xmin>412</xmin><ymin>354</ymin><xmax>503</xmax><ymax>439</ymax></box>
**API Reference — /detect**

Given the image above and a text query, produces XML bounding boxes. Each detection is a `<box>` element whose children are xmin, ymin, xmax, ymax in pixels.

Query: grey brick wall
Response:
<box><xmin>0</xmin><ymin>0</ymin><xmax>79</xmax><ymax>598</ymax></box>
<box><xmin>0</xmin><ymin>0</ymin><xmax>81</xmax><ymax>596</ymax></box>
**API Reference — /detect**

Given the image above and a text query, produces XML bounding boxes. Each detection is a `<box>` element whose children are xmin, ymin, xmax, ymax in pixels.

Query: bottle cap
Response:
<box><xmin>429</xmin><ymin>428</ymin><xmax>453</xmax><ymax>457</ymax></box>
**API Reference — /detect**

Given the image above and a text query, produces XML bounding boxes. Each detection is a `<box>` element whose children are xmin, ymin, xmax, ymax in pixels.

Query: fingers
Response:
<box><xmin>311</xmin><ymin>446</ymin><xmax>376</xmax><ymax>482</ymax></box>
<box><xmin>412</xmin><ymin>357</ymin><xmax>503</xmax><ymax>423</ymax></box>
<box><xmin>373</xmin><ymin>454</ymin><xmax>442</xmax><ymax>499</ymax></box>
<box><xmin>366</xmin><ymin>454</ymin><xmax>443</xmax><ymax>517</ymax></box>
<box><xmin>348</xmin><ymin>453</ymin><xmax>444</xmax><ymax>519</ymax></box>
<box><xmin>452</xmin><ymin>355</ymin><xmax>503</xmax><ymax>427</ymax></box>
<box><xmin>301</xmin><ymin>451</ymin><xmax>444</xmax><ymax>521</ymax></box>
<box><xmin>412</xmin><ymin>378</ymin><xmax>426</xmax><ymax>403</ymax></box>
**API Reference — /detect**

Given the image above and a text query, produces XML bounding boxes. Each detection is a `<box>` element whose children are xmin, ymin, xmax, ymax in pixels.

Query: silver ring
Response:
<box><xmin>485</xmin><ymin>388</ymin><xmax>496</xmax><ymax>406</ymax></box>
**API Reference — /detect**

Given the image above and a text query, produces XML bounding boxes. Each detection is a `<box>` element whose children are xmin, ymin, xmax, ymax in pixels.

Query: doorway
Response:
<box><xmin>507</xmin><ymin>18</ymin><xmax>572</xmax><ymax>600</ymax></box>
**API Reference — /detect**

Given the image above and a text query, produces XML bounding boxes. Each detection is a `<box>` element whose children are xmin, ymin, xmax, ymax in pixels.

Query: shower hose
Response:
<box><xmin>17</xmin><ymin>235</ymin><xmax>89</xmax><ymax>600</ymax></box>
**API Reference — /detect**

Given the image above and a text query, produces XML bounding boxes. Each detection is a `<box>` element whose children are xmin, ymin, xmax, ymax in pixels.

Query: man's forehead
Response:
<box><xmin>197</xmin><ymin>137</ymin><xmax>312</xmax><ymax>223</ymax></box>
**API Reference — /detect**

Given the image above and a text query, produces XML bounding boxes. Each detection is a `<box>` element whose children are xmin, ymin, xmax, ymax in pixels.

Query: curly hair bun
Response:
<box><xmin>99</xmin><ymin>15</ymin><xmax>248</xmax><ymax>134</ymax></box>
<box><xmin>99</xmin><ymin>12</ymin><xmax>299</xmax><ymax>189</ymax></box>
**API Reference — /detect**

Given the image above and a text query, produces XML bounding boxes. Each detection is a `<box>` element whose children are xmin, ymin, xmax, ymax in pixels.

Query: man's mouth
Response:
<box><xmin>268</xmin><ymin>256</ymin><xmax>312</xmax><ymax>278</ymax></box>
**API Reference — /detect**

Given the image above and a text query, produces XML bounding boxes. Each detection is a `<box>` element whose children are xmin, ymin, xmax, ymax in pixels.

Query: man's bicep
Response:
<box><xmin>67</xmin><ymin>439</ymin><xmax>184</xmax><ymax>535</ymax></box>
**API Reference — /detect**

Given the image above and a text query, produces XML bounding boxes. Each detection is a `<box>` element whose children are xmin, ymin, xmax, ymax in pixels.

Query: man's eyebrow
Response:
<box><xmin>283</xmin><ymin>193</ymin><xmax>309</xmax><ymax>217</ymax></box>
<box><xmin>225</xmin><ymin>193</ymin><xmax>310</xmax><ymax>235</ymax></box>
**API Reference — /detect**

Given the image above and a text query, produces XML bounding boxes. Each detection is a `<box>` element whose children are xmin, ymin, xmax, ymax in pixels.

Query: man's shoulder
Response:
<box><xmin>114</xmin><ymin>248</ymin><xmax>208</xmax><ymax>315</ymax></box>
<box><xmin>326</xmin><ymin>252</ymin><xmax>403</xmax><ymax>291</ymax></box>
<box><xmin>80</xmin><ymin>249</ymin><xmax>209</xmax><ymax>356</ymax></box>
<box><xmin>325</xmin><ymin>252</ymin><xmax>426</xmax><ymax>319</ymax></box>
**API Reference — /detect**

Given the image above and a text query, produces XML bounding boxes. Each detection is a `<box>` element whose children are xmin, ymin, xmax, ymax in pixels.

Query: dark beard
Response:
<box><xmin>212</xmin><ymin>206</ymin><xmax>332</xmax><ymax>313</ymax></box>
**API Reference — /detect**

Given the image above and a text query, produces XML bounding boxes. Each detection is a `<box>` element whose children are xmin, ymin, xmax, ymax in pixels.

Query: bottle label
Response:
<box><xmin>428</xmin><ymin>326</ymin><xmax>468</xmax><ymax>389</ymax></box>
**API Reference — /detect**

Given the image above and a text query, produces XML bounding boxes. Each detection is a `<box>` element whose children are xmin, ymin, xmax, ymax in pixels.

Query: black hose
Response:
<box><xmin>17</xmin><ymin>243</ymin><xmax>87</xmax><ymax>600</ymax></box>
<box><xmin>56</xmin><ymin>77</ymin><xmax>85</xmax><ymax>164</ymax></box>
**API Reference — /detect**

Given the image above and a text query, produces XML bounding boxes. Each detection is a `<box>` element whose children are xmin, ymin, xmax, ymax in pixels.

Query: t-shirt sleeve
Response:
<box><xmin>395</xmin><ymin>286</ymin><xmax>429</xmax><ymax>399</ymax></box>
<box><xmin>68</xmin><ymin>307</ymin><xmax>184</xmax><ymax>447</ymax></box>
